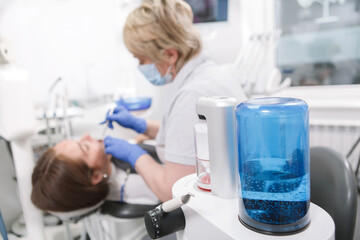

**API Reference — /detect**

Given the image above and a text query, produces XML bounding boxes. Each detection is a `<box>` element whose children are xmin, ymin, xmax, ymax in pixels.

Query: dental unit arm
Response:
<box><xmin>0</xmin><ymin>36</ymin><xmax>46</xmax><ymax>240</ymax></box>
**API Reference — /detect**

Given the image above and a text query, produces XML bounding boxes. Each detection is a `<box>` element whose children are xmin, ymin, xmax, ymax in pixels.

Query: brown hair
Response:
<box><xmin>123</xmin><ymin>0</ymin><xmax>202</xmax><ymax>72</ymax></box>
<box><xmin>31</xmin><ymin>148</ymin><xmax>109</xmax><ymax>212</ymax></box>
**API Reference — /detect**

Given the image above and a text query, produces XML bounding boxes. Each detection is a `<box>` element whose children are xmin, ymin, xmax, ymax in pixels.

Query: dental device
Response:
<box><xmin>195</xmin><ymin>96</ymin><xmax>239</xmax><ymax>199</ymax></box>
<box><xmin>102</xmin><ymin>105</ymin><xmax>116</xmax><ymax>137</ymax></box>
<box><xmin>142</xmin><ymin>96</ymin><xmax>318</xmax><ymax>239</ymax></box>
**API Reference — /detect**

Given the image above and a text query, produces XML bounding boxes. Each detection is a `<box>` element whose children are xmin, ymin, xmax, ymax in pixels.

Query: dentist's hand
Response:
<box><xmin>100</xmin><ymin>105</ymin><xmax>147</xmax><ymax>133</ymax></box>
<box><xmin>104</xmin><ymin>136</ymin><xmax>147</xmax><ymax>169</ymax></box>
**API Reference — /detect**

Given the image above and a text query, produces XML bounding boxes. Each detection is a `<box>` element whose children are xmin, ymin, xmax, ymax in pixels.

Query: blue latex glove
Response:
<box><xmin>104</xmin><ymin>136</ymin><xmax>147</xmax><ymax>169</ymax></box>
<box><xmin>100</xmin><ymin>105</ymin><xmax>147</xmax><ymax>133</ymax></box>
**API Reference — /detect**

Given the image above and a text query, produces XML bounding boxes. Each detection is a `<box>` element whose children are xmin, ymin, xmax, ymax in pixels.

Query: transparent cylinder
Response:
<box><xmin>236</xmin><ymin>97</ymin><xmax>310</xmax><ymax>234</ymax></box>
<box><xmin>194</xmin><ymin>120</ymin><xmax>211</xmax><ymax>191</ymax></box>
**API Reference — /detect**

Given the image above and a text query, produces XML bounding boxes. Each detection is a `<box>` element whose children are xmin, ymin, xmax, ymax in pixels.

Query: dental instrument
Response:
<box><xmin>102</xmin><ymin>105</ymin><xmax>115</xmax><ymax>137</ymax></box>
<box><xmin>160</xmin><ymin>193</ymin><xmax>194</xmax><ymax>213</ymax></box>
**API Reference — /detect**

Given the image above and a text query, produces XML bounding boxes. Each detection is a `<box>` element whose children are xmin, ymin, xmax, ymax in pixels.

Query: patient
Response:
<box><xmin>31</xmin><ymin>134</ymin><xmax>158</xmax><ymax>215</ymax></box>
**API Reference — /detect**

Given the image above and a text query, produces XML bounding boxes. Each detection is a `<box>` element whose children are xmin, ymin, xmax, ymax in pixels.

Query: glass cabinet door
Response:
<box><xmin>275</xmin><ymin>0</ymin><xmax>360</xmax><ymax>86</ymax></box>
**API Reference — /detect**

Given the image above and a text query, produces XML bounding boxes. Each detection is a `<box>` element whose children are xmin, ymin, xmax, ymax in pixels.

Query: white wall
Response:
<box><xmin>239</xmin><ymin>0</ymin><xmax>275</xmax><ymax>41</ymax></box>
<box><xmin>195</xmin><ymin>0</ymin><xmax>243</xmax><ymax>64</ymax></box>
<box><xmin>195</xmin><ymin>0</ymin><xmax>275</xmax><ymax>65</ymax></box>
<box><xmin>0</xmin><ymin>0</ymin><xmax>247</xmax><ymax>106</ymax></box>
<box><xmin>0</xmin><ymin>0</ymin><xmax>144</xmax><ymax>105</ymax></box>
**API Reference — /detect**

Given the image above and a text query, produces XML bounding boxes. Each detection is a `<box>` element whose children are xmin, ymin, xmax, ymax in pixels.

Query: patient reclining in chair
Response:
<box><xmin>31</xmin><ymin>134</ymin><xmax>159</xmax><ymax>218</ymax></box>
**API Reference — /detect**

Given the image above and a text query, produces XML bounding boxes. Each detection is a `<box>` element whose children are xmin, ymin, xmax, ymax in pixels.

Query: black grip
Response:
<box><xmin>144</xmin><ymin>207</ymin><xmax>185</xmax><ymax>239</ymax></box>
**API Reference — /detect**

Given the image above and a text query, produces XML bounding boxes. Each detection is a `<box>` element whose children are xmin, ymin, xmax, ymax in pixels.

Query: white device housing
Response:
<box><xmin>195</xmin><ymin>96</ymin><xmax>239</xmax><ymax>199</ymax></box>
<box><xmin>0</xmin><ymin>60</ymin><xmax>45</xmax><ymax>239</ymax></box>
<box><xmin>0</xmin><ymin>66</ymin><xmax>35</xmax><ymax>140</ymax></box>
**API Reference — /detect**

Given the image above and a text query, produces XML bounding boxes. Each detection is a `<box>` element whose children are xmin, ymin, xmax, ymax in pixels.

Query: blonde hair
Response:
<box><xmin>123</xmin><ymin>0</ymin><xmax>202</xmax><ymax>72</ymax></box>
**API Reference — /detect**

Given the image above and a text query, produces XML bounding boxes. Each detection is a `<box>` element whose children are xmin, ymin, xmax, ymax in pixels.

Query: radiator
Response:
<box><xmin>310</xmin><ymin>121</ymin><xmax>360</xmax><ymax>171</ymax></box>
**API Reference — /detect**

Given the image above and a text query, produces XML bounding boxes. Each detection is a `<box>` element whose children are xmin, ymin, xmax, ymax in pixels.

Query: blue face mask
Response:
<box><xmin>138</xmin><ymin>63</ymin><xmax>172</xmax><ymax>86</ymax></box>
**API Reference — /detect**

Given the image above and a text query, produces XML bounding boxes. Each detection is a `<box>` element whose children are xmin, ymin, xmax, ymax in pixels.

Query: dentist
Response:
<box><xmin>103</xmin><ymin>0</ymin><xmax>246</xmax><ymax>202</ymax></box>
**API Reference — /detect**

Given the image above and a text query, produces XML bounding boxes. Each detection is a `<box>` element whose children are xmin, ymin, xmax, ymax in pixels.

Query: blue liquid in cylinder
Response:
<box><xmin>236</xmin><ymin>97</ymin><xmax>310</xmax><ymax>233</ymax></box>
<box><xmin>240</xmin><ymin>158</ymin><xmax>310</xmax><ymax>225</ymax></box>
